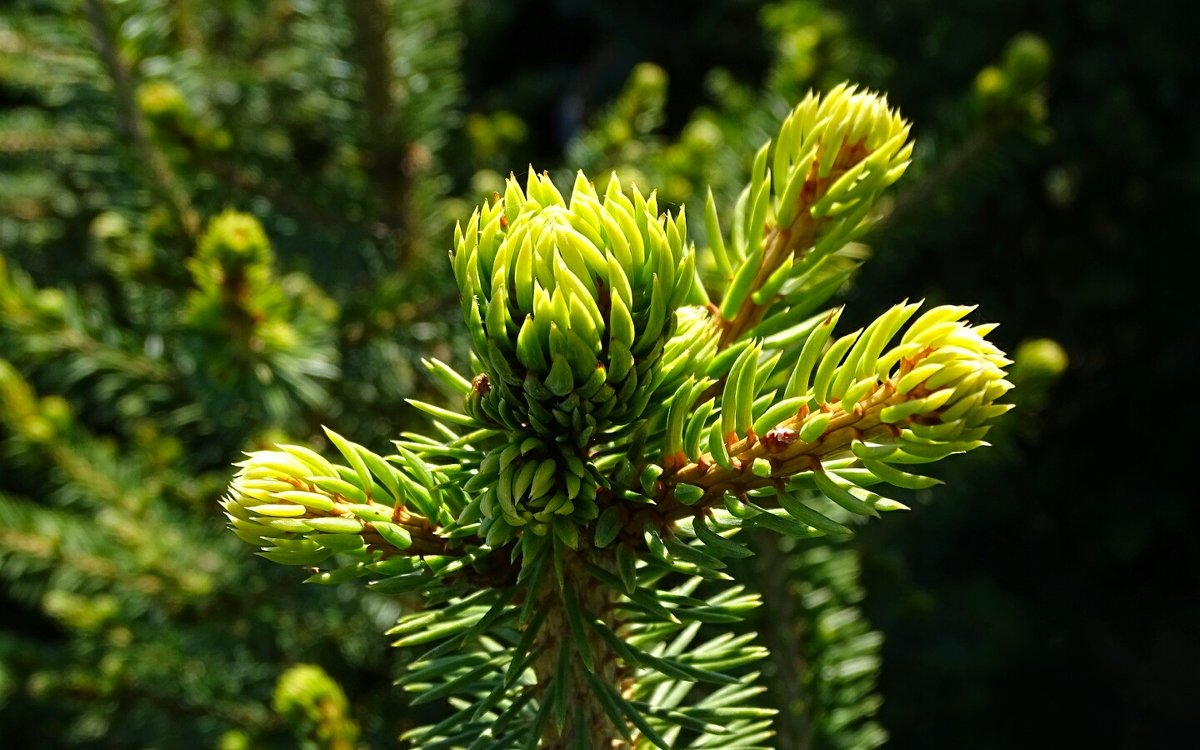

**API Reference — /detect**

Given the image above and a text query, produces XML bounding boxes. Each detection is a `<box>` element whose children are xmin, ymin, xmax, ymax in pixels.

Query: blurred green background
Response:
<box><xmin>0</xmin><ymin>0</ymin><xmax>1194</xmax><ymax>747</ymax></box>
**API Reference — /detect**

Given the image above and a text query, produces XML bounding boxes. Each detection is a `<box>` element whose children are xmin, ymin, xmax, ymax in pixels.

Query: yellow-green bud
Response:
<box><xmin>33</xmin><ymin>288</ymin><xmax>66</xmax><ymax>317</ymax></box>
<box><xmin>222</xmin><ymin>444</ymin><xmax>424</xmax><ymax>564</ymax></box>
<box><xmin>273</xmin><ymin>664</ymin><xmax>360</xmax><ymax>748</ymax></box>
<box><xmin>974</xmin><ymin>66</ymin><xmax>1009</xmax><ymax>103</ymax></box>
<box><xmin>218</xmin><ymin>732</ymin><xmax>252</xmax><ymax>750</ymax></box>
<box><xmin>771</xmin><ymin>83</ymin><xmax>913</xmax><ymax>229</ymax></box>
<box><xmin>1011</xmin><ymin>337</ymin><xmax>1068</xmax><ymax>392</ymax></box>
<box><xmin>196</xmin><ymin>210</ymin><xmax>273</xmax><ymax>271</ymax></box>
<box><xmin>452</xmin><ymin>170</ymin><xmax>696</xmax><ymax>441</ymax></box>
<box><xmin>1003</xmin><ymin>33</ymin><xmax>1052</xmax><ymax>91</ymax></box>
<box><xmin>90</xmin><ymin>212</ymin><xmax>130</xmax><ymax>242</ymax></box>
<box><xmin>880</xmin><ymin>309</ymin><xmax>1014</xmax><ymax>443</ymax></box>
<box><xmin>758</xmin><ymin>303</ymin><xmax>1013</xmax><ymax>460</ymax></box>
<box><xmin>137</xmin><ymin>80</ymin><xmax>189</xmax><ymax>122</ymax></box>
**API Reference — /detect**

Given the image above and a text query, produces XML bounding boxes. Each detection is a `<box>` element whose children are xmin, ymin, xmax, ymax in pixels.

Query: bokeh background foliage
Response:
<box><xmin>0</xmin><ymin>0</ymin><xmax>1194</xmax><ymax>748</ymax></box>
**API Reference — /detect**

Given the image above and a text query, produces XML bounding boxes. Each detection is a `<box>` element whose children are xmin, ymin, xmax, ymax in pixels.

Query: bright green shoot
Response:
<box><xmin>223</xmin><ymin>84</ymin><xmax>1012</xmax><ymax>749</ymax></box>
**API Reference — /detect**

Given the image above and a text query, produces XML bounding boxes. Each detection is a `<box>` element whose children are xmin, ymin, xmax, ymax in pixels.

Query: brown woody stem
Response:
<box><xmin>637</xmin><ymin>379</ymin><xmax>924</xmax><ymax>532</ymax></box>
<box><xmin>531</xmin><ymin>548</ymin><xmax>627</xmax><ymax>749</ymax></box>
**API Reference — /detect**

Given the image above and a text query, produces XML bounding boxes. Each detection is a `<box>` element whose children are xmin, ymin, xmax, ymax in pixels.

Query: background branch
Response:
<box><xmin>83</xmin><ymin>0</ymin><xmax>200</xmax><ymax>242</ymax></box>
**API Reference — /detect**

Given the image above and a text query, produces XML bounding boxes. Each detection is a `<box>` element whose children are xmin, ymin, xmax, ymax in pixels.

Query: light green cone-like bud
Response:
<box><xmin>713</xmin><ymin>85</ymin><xmax>914</xmax><ymax>331</ymax></box>
<box><xmin>186</xmin><ymin>211</ymin><xmax>277</xmax><ymax>315</ymax></box>
<box><xmin>775</xmin><ymin>303</ymin><xmax>1014</xmax><ymax>452</ymax></box>
<box><xmin>273</xmin><ymin>664</ymin><xmax>360</xmax><ymax>749</ymax></box>
<box><xmin>137</xmin><ymin>80</ymin><xmax>190</xmax><ymax>122</ymax></box>
<box><xmin>222</xmin><ymin>441</ymin><xmax>438</xmax><ymax>574</ymax></box>
<box><xmin>877</xmin><ymin>306</ymin><xmax>1014</xmax><ymax>444</ymax></box>
<box><xmin>1011</xmin><ymin>337</ymin><xmax>1067</xmax><ymax>384</ymax></box>
<box><xmin>770</xmin><ymin>83</ymin><xmax>913</xmax><ymax>230</ymax></box>
<box><xmin>1003</xmin><ymin>33</ymin><xmax>1052</xmax><ymax>92</ymax></box>
<box><xmin>452</xmin><ymin>170</ymin><xmax>697</xmax><ymax>441</ymax></box>
<box><xmin>194</xmin><ymin>209</ymin><xmax>273</xmax><ymax>276</ymax></box>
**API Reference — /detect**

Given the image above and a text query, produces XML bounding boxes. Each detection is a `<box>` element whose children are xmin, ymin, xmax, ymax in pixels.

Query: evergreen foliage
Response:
<box><xmin>0</xmin><ymin>0</ymin><xmax>1111</xmax><ymax>747</ymax></box>
<box><xmin>224</xmin><ymin>85</ymin><xmax>1015</xmax><ymax>748</ymax></box>
<box><xmin>0</xmin><ymin>0</ymin><xmax>465</xmax><ymax>745</ymax></box>
<box><xmin>755</xmin><ymin>534</ymin><xmax>886</xmax><ymax>750</ymax></box>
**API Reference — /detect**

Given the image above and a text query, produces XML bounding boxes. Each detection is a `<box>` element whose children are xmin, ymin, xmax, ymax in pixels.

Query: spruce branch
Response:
<box><xmin>709</xmin><ymin>84</ymin><xmax>914</xmax><ymax>348</ymax></box>
<box><xmin>0</xmin><ymin>360</ymin><xmax>224</xmax><ymax>600</ymax></box>
<box><xmin>638</xmin><ymin>303</ymin><xmax>1011</xmax><ymax>531</ymax></box>
<box><xmin>183</xmin><ymin>211</ymin><xmax>340</xmax><ymax>428</ymax></box>
<box><xmin>223</xmin><ymin>432</ymin><xmax>470</xmax><ymax>572</ymax></box>
<box><xmin>221</xmin><ymin>83</ymin><xmax>1016</xmax><ymax>749</ymax></box>
<box><xmin>0</xmin><ymin>257</ymin><xmax>173</xmax><ymax>387</ymax></box>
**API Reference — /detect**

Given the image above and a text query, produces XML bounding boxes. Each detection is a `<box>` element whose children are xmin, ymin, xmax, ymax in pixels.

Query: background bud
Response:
<box><xmin>195</xmin><ymin>210</ymin><xmax>273</xmax><ymax>273</ymax></box>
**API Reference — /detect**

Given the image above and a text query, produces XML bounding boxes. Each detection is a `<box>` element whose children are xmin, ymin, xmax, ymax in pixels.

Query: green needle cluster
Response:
<box><xmin>654</xmin><ymin>303</ymin><xmax>1014</xmax><ymax>527</ymax></box>
<box><xmin>451</xmin><ymin>170</ymin><xmax>702</xmax><ymax>542</ymax></box>
<box><xmin>454</xmin><ymin>170</ymin><xmax>698</xmax><ymax>435</ymax></box>
<box><xmin>222</xmin><ymin>429</ymin><xmax>454</xmax><ymax>582</ymax></box>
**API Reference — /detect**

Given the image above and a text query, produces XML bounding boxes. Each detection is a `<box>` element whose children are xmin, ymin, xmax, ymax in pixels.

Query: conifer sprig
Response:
<box><xmin>708</xmin><ymin>84</ymin><xmax>914</xmax><ymax>346</ymax></box>
<box><xmin>630</xmin><ymin>303</ymin><xmax>1012</xmax><ymax>533</ymax></box>
<box><xmin>222</xmin><ymin>83</ymin><xmax>1014</xmax><ymax>749</ymax></box>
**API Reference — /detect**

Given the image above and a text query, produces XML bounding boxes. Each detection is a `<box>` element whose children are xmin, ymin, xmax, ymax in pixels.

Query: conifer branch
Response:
<box><xmin>219</xmin><ymin>83</ymin><xmax>1016</xmax><ymax>749</ymax></box>
<box><xmin>83</xmin><ymin>0</ymin><xmax>200</xmax><ymax>241</ymax></box>
<box><xmin>343</xmin><ymin>0</ymin><xmax>422</xmax><ymax>263</ymax></box>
